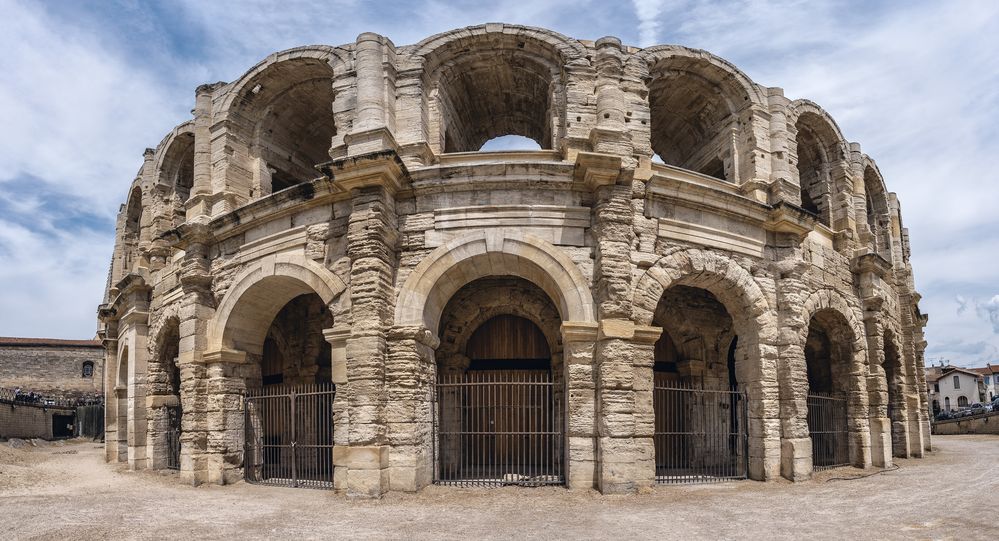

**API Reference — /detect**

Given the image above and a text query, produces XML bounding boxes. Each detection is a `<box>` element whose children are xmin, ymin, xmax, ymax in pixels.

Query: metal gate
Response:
<box><xmin>244</xmin><ymin>383</ymin><xmax>335</xmax><ymax>489</ymax></box>
<box><xmin>653</xmin><ymin>378</ymin><xmax>749</xmax><ymax>484</ymax></box>
<box><xmin>807</xmin><ymin>393</ymin><xmax>849</xmax><ymax>469</ymax></box>
<box><xmin>166</xmin><ymin>405</ymin><xmax>181</xmax><ymax>470</ymax></box>
<box><xmin>433</xmin><ymin>370</ymin><xmax>563</xmax><ymax>487</ymax></box>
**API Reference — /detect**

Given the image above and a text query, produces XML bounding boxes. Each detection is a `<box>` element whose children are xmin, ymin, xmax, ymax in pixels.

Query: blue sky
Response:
<box><xmin>1</xmin><ymin>0</ymin><xmax>998</xmax><ymax>368</ymax></box>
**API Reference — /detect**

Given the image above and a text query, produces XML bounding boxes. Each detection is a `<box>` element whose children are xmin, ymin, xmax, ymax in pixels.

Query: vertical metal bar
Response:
<box><xmin>290</xmin><ymin>388</ymin><xmax>297</xmax><ymax>487</ymax></box>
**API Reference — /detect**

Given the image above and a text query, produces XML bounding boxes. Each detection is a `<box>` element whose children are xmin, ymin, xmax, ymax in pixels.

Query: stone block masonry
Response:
<box><xmin>97</xmin><ymin>23</ymin><xmax>929</xmax><ymax>496</ymax></box>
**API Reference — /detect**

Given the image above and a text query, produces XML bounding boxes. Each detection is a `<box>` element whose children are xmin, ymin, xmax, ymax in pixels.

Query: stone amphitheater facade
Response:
<box><xmin>98</xmin><ymin>24</ymin><xmax>929</xmax><ymax>497</ymax></box>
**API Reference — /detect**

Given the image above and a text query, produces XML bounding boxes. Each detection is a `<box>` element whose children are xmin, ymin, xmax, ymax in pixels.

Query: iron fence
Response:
<box><xmin>244</xmin><ymin>383</ymin><xmax>335</xmax><ymax>489</ymax></box>
<box><xmin>807</xmin><ymin>392</ymin><xmax>849</xmax><ymax>469</ymax></box>
<box><xmin>166</xmin><ymin>406</ymin><xmax>181</xmax><ymax>470</ymax></box>
<box><xmin>653</xmin><ymin>378</ymin><xmax>749</xmax><ymax>484</ymax></box>
<box><xmin>433</xmin><ymin>370</ymin><xmax>564</xmax><ymax>487</ymax></box>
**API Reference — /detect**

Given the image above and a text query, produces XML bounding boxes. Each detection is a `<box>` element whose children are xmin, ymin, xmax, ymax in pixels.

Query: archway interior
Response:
<box><xmin>435</xmin><ymin>277</ymin><xmax>563</xmax><ymax>482</ymax></box>
<box><xmin>161</xmin><ymin>132</ymin><xmax>194</xmax><ymax>210</ymax></box>
<box><xmin>434</xmin><ymin>46</ymin><xmax>557</xmax><ymax>153</ymax></box>
<box><xmin>804</xmin><ymin>309</ymin><xmax>853</xmax><ymax>468</ymax></box>
<box><xmin>652</xmin><ymin>285</ymin><xmax>744</xmax><ymax>476</ymax></box>
<box><xmin>154</xmin><ymin>319</ymin><xmax>182</xmax><ymax>469</ymax></box>
<box><xmin>864</xmin><ymin>166</ymin><xmax>890</xmax><ymax>258</ymax></box>
<box><xmin>648</xmin><ymin>59</ymin><xmax>742</xmax><ymax>181</ymax></box>
<box><xmin>257</xmin><ymin>293</ymin><xmax>333</xmax><ymax>388</ymax></box>
<box><xmin>882</xmin><ymin>331</ymin><xmax>903</xmax><ymax>455</ymax></box>
<box><xmin>234</xmin><ymin>58</ymin><xmax>336</xmax><ymax>196</ymax></box>
<box><xmin>120</xmin><ymin>186</ymin><xmax>143</xmax><ymax>276</ymax></box>
<box><xmin>795</xmin><ymin>112</ymin><xmax>836</xmax><ymax>226</ymax></box>
<box><xmin>239</xmin><ymin>291</ymin><xmax>333</xmax><ymax>484</ymax></box>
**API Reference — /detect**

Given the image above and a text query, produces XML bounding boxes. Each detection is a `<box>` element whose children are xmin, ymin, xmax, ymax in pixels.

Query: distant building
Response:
<box><xmin>0</xmin><ymin>337</ymin><xmax>104</xmax><ymax>400</ymax></box>
<box><xmin>926</xmin><ymin>365</ymin><xmax>982</xmax><ymax>412</ymax></box>
<box><xmin>971</xmin><ymin>364</ymin><xmax>999</xmax><ymax>402</ymax></box>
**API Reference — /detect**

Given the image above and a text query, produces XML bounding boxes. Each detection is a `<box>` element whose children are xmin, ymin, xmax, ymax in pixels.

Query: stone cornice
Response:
<box><xmin>561</xmin><ymin>321</ymin><xmax>599</xmax><ymax>343</ymax></box>
<box><xmin>573</xmin><ymin>151</ymin><xmax>622</xmax><ymax>190</ymax></box>
<box><xmin>201</xmin><ymin>348</ymin><xmax>248</xmax><ymax>365</ymax></box>
<box><xmin>763</xmin><ymin>201</ymin><xmax>815</xmax><ymax>241</ymax></box>
<box><xmin>851</xmin><ymin>251</ymin><xmax>893</xmax><ymax>278</ymax></box>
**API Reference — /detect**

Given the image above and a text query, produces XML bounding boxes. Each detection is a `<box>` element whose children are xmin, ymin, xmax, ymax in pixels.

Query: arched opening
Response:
<box><xmin>82</xmin><ymin>361</ymin><xmax>94</xmax><ymax>378</ymax></box>
<box><xmin>232</xmin><ymin>58</ymin><xmax>336</xmax><ymax>196</ymax></box>
<box><xmin>479</xmin><ymin>135</ymin><xmax>543</xmax><ymax>152</ymax></box>
<box><xmin>120</xmin><ymin>186</ymin><xmax>143</xmax><ymax>276</ymax></box>
<box><xmin>215</xmin><ymin>267</ymin><xmax>342</xmax><ymax>489</ymax></box>
<box><xmin>882</xmin><ymin>331</ymin><xmax>904</xmax><ymax>457</ymax></box>
<box><xmin>958</xmin><ymin>396</ymin><xmax>969</xmax><ymax>408</ymax></box>
<box><xmin>652</xmin><ymin>285</ymin><xmax>747</xmax><ymax>482</ymax></box>
<box><xmin>152</xmin><ymin>319</ymin><xmax>182</xmax><ymax>470</ymax></box>
<box><xmin>864</xmin><ymin>166</ymin><xmax>891</xmax><ymax>260</ymax></box>
<box><xmin>115</xmin><ymin>346</ymin><xmax>129</xmax><ymax>462</ymax></box>
<box><xmin>795</xmin><ymin>112</ymin><xmax>840</xmax><ymax>226</ymax></box>
<box><xmin>427</xmin><ymin>37</ymin><xmax>562</xmax><ymax>153</ymax></box>
<box><xmin>160</xmin><ymin>132</ymin><xmax>195</xmax><ymax>223</ymax></box>
<box><xmin>804</xmin><ymin>309</ymin><xmax>854</xmax><ymax>468</ymax></box>
<box><xmin>434</xmin><ymin>276</ymin><xmax>564</xmax><ymax>486</ymax></box>
<box><xmin>647</xmin><ymin>57</ymin><xmax>747</xmax><ymax>181</ymax></box>
<box><xmin>944</xmin><ymin>396</ymin><xmax>951</xmax><ymax>412</ymax></box>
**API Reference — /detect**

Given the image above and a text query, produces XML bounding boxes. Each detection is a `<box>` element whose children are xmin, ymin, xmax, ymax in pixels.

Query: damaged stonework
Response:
<box><xmin>97</xmin><ymin>24</ymin><xmax>929</xmax><ymax>497</ymax></box>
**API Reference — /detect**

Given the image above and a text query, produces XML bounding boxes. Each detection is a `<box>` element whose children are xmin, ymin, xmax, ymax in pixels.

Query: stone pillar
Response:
<box><xmin>384</xmin><ymin>325</ymin><xmax>438</xmax><ymax>492</ymax></box>
<box><xmin>176</xmin><ymin>224</ymin><xmax>216</xmax><ymax>485</ymax></box>
<box><xmin>775</xmin><ymin>267</ymin><xmax>813</xmax><ymax>481</ymax></box>
<box><xmin>346</xmin><ymin>33</ymin><xmax>398</xmax><ymax>155</ymax></box>
<box><xmin>201</xmin><ymin>348</ymin><xmax>250</xmax><ymax>485</ymax></box>
<box><xmin>589</xmin><ymin>37</ymin><xmax>631</xmax><ymax>157</ymax></box>
<box><xmin>120</xmin><ymin>312</ymin><xmax>150</xmax><ymax>470</ymax></box>
<box><xmin>594</xmin><ymin>320</ymin><xmax>660</xmax><ymax>493</ymax></box>
<box><xmin>766</xmin><ymin>88</ymin><xmax>799</xmax><ymax>205</ymax></box>
<box><xmin>561</xmin><ymin>322</ymin><xmax>598</xmax><ymax>489</ymax></box>
<box><xmin>326</xmin><ymin>155</ymin><xmax>404</xmax><ymax>497</ymax></box>
<box><xmin>187</xmin><ymin>84</ymin><xmax>214</xmax><ymax>220</ymax></box>
<box><xmin>861</xmin><ymin>314</ymin><xmax>895</xmax><ymax>467</ymax></box>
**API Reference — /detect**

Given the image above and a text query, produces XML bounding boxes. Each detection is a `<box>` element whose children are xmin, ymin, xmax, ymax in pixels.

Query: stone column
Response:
<box><xmin>187</xmin><ymin>84</ymin><xmax>215</xmax><ymax>220</ymax></box>
<box><xmin>346</xmin><ymin>33</ymin><xmax>398</xmax><ymax>155</ymax></box>
<box><xmin>589</xmin><ymin>37</ymin><xmax>631</xmax><ymax>156</ymax></box>
<box><xmin>561</xmin><ymin>322</ymin><xmax>598</xmax><ymax>489</ymax></box>
<box><xmin>594</xmin><ymin>320</ymin><xmax>661</xmax><ymax>493</ymax></box>
<box><xmin>384</xmin><ymin>325</ymin><xmax>438</xmax><ymax>492</ymax></box>
<box><xmin>201</xmin><ymin>348</ymin><xmax>250</xmax><ymax>485</ymax></box>
<box><xmin>120</xmin><ymin>312</ymin><xmax>150</xmax><ymax>470</ymax></box>
<box><xmin>176</xmin><ymin>223</ymin><xmax>216</xmax><ymax>485</ymax></box>
<box><xmin>775</xmin><ymin>266</ymin><xmax>813</xmax><ymax>481</ymax></box>
<box><xmin>862</xmin><ymin>313</ymin><xmax>895</xmax><ymax>467</ymax></box>
<box><xmin>326</xmin><ymin>154</ymin><xmax>405</xmax><ymax>498</ymax></box>
<box><xmin>766</xmin><ymin>89</ymin><xmax>799</xmax><ymax>206</ymax></box>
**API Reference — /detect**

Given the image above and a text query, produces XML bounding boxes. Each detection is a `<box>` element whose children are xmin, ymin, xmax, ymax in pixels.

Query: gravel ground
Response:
<box><xmin>1</xmin><ymin>435</ymin><xmax>996</xmax><ymax>540</ymax></box>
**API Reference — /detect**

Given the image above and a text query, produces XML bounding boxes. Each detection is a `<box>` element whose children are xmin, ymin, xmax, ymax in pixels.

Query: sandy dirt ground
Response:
<box><xmin>1</xmin><ymin>435</ymin><xmax>996</xmax><ymax>540</ymax></box>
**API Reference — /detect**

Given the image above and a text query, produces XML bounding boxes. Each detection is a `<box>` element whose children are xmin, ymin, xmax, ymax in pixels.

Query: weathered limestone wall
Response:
<box><xmin>0</xmin><ymin>342</ymin><xmax>104</xmax><ymax>399</ymax></box>
<box><xmin>98</xmin><ymin>24</ymin><xmax>928</xmax><ymax>496</ymax></box>
<box><xmin>0</xmin><ymin>401</ymin><xmax>76</xmax><ymax>440</ymax></box>
<box><xmin>932</xmin><ymin>413</ymin><xmax>999</xmax><ymax>435</ymax></box>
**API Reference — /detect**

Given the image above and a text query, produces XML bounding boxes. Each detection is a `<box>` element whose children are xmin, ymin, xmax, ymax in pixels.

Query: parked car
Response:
<box><xmin>970</xmin><ymin>403</ymin><xmax>991</xmax><ymax>415</ymax></box>
<box><xmin>935</xmin><ymin>411</ymin><xmax>952</xmax><ymax>421</ymax></box>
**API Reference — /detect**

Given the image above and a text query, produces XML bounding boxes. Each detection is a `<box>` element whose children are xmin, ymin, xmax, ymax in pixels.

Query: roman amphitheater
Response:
<box><xmin>97</xmin><ymin>23</ymin><xmax>929</xmax><ymax>497</ymax></box>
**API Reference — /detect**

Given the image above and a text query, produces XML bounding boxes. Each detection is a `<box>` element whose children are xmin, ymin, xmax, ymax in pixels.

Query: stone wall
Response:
<box><xmin>97</xmin><ymin>24</ymin><xmax>929</xmax><ymax>496</ymax></box>
<box><xmin>0</xmin><ymin>401</ymin><xmax>76</xmax><ymax>440</ymax></box>
<box><xmin>932</xmin><ymin>413</ymin><xmax>999</xmax><ymax>435</ymax></box>
<box><xmin>0</xmin><ymin>340</ymin><xmax>104</xmax><ymax>400</ymax></box>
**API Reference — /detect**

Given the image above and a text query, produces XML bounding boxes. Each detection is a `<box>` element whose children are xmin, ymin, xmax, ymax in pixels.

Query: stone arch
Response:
<box><xmin>395</xmin><ymin>230</ymin><xmax>595</xmax><ymax>335</ymax></box>
<box><xmin>208</xmin><ymin>254</ymin><xmax>347</xmax><ymax>356</ymax></box>
<box><xmin>789</xmin><ymin>100</ymin><xmax>850</xmax><ymax>227</ymax></box>
<box><xmin>632</xmin><ymin>248</ymin><xmax>779</xmax><ymax>480</ymax></box>
<box><xmin>862</xmin><ymin>157</ymin><xmax>893</xmax><ymax>260</ymax></box>
<box><xmin>413</xmin><ymin>24</ymin><xmax>587</xmax><ymax>154</ymax></box>
<box><xmin>634</xmin><ymin>46</ymin><xmax>766</xmax><ymax>181</ymax></box>
<box><xmin>218</xmin><ymin>46</ymin><xmax>350</xmax><ymax>197</ymax></box>
<box><xmin>153</xmin><ymin>123</ymin><xmax>196</xmax><ymax>207</ymax></box>
<box><xmin>799</xmin><ymin>288</ymin><xmax>871</xmax><ymax>469</ymax></box>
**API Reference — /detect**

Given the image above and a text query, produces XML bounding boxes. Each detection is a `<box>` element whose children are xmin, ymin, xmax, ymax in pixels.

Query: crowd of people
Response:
<box><xmin>0</xmin><ymin>386</ymin><xmax>103</xmax><ymax>407</ymax></box>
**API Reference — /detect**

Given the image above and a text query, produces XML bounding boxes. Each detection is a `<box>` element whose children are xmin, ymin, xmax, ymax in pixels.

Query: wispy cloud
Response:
<box><xmin>1</xmin><ymin>0</ymin><xmax>998</xmax><ymax>369</ymax></box>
